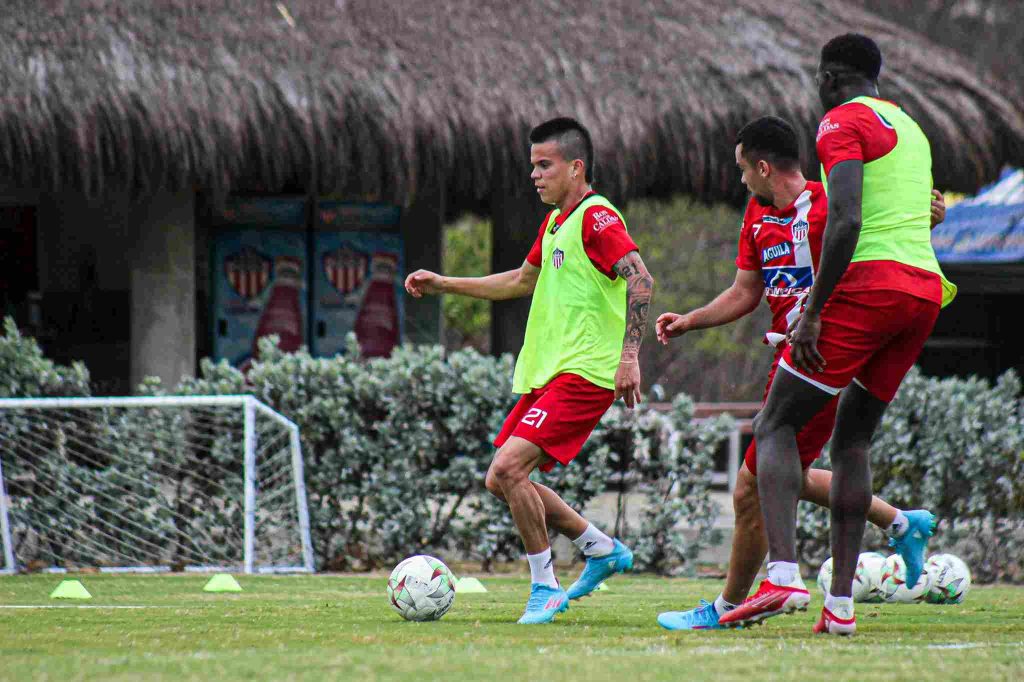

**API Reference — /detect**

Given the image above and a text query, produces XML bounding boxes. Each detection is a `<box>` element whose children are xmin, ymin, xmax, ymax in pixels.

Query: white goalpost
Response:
<box><xmin>0</xmin><ymin>395</ymin><xmax>314</xmax><ymax>575</ymax></box>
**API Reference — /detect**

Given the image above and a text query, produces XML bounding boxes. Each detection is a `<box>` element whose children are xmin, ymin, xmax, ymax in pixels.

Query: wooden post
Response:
<box><xmin>400</xmin><ymin>184</ymin><xmax>445</xmax><ymax>346</ymax></box>
<box><xmin>489</xmin><ymin>190</ymin><xmax>546</xmax><ymax>358</ymax></box>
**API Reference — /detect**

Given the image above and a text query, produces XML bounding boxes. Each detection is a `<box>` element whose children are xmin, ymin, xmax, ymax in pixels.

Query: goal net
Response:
<box><xmin>0</xmin><ymin>395</ymin><xmax>313</xmax><ymax>574</ymax></box>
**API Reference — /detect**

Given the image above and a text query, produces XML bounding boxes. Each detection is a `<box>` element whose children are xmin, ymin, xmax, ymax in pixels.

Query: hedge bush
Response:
<box><xmin>131</xmin><ymin>336</ymin><xmax>727</xmax><ymax>573</ymax></box>
<box><xmin>3</xmin><ymin>318</ymin><xmax>1022</xmax><ymax>580</ymax></box>
<box><xmin>796</xmin><ymin>367</ymin><xmax>1024</xmax><ymax>582</ymax></box>
<box><xmin>0</xmin><ymin>318</ymin><xmax>90</xmax><ymax>398</ymax></box>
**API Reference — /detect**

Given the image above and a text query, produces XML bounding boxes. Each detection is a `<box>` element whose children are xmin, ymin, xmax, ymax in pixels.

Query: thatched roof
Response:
<box><xmin>2</xmin><ymin>0</ymin><xmax>1023</xmax><ymax>215</ymax></box>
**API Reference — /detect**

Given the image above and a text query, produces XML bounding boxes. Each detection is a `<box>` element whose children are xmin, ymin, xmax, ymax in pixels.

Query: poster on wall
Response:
<box><xmin>210</xmin><ymin>197</ymin><xmax>308</xmax><ymax>370</ymax></box>
<box><xmin>313</xmin><ymin>202</ymin><xmax>404</xmax><ymax>358</ymax></box>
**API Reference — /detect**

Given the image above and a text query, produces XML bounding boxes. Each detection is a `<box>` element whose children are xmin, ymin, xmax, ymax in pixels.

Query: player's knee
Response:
<box><xmin>751</xmin><ymin>412</ymin><xmax>776</xmax><ymax>443</ymax></box>
<box><xmin>488</xmin><ymin>454</ymin><xmax>527</xmax><ymax>489</ymax></box>
<box><xmin>832</xmin><ymin>443</ymin><xmax>872</xmax><ymax>476</ymax></box>
<box><xmin>483</xmin><ymin>467</ymin><xmax>505</xmax><ymax>499</ymax></box>
<box><xmin>752</xmin><ymin>412</ymin><xmax>766</xmax><ymax>439</ymax></box>
<box><xmin>840</xmin><ymin>440</ymin><xmax>872</xmax><ymax>461</ymax></box>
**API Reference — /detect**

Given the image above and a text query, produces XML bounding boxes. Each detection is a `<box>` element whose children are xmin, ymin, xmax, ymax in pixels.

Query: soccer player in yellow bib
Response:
<box><xmin>405</xmin><ymin>118</ymin><xmax>654</xmax><ymax>624</ymax></box>
<box><xmin>719</xmin><ymin>34</ymin><xmax>955</xmax><ymax>635</ymax></box>
<box><xmin>655</xmin><ymin>116</ymin><xmax>946</xmax><ymax>632</ymax></box>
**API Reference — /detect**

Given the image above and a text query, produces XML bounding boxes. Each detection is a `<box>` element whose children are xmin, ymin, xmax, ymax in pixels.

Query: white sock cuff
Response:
<box><xmin>887</xmin><ymin>510</ymin><xmax>909</xmax><ymax>537</ymax></box>
<box><xmin>571</xmin><ymin>523</ymin><xmax>614</xmax><ymax>557</ymax></box>
<box><xmin>767</xmin><ymin>561</ymin><xmax>799</xmax><ymax>586</ymax></box>
<box><xmin>713</xmin><ymin>593</ymin><xmax>737</xmax><ymax>616</ymax></box>
<box><xmin>825</xmin><ymin>593</ymin><xmax>854</xmax><ymax>613</ymax></box>
<box><xmin>526</xmin><ymin>547</ymin><xmax>558</xmax><ymax>589</ymax></box>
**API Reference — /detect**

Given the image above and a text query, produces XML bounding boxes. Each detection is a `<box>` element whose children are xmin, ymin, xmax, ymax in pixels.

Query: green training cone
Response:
<box><xmin>203</xmin><ymin>573</ymin><xmax>243</xmax><ymax>593</ymax></box>
<box><xmin>453</xmin><ymin>576</ymin><xmax>488</xmax><ymax>593</ymax></box>
<box><xmin>50</xmin><ymin>579</ymin><xmax>92</xmax><ymax>600</ymax></box>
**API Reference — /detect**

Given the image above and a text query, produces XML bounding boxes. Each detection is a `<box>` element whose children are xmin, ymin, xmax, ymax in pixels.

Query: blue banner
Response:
<box><xmin>210</xmin><ymin>198</ymin><xmax>308</xmax><ymax>370</ymax></box>
<box><xmin>933</xmin><ymin>169</ymin><xmax>1024</xmax><ymax>263</ymax></box>
<box><xmin>312</xmin><ymin>201</ymin><xmax>404</xmax><ymax>358</ymax></box>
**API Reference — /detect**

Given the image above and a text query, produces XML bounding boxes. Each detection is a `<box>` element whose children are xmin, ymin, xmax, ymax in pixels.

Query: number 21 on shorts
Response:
<box><xmin>521</xmin><ymin>407</ymin><xmax>548</xmax><ymax>428</ymax></box>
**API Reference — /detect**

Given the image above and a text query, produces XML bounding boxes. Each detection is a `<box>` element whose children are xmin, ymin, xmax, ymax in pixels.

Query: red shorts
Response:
<box><xmin>780</xmin><ymin>288</ymin><xmax>940</xmax><ymax>403</ymax></box>
<box><xmin>745</xmin><ymin>352</ymin><xmax>839</xmax><ymax>476</ymax></box>
<box><xmin>493</xmin><ymin>373</ymin><xmax>615</xmax><ymax>472</ymax></box>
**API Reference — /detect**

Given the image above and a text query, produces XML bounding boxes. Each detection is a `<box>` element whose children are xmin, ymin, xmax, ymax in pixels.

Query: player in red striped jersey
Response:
<box><xmin>655</xmin><ymin>116</ymin><xmax>945</xmax><ymax>631</ymax></box>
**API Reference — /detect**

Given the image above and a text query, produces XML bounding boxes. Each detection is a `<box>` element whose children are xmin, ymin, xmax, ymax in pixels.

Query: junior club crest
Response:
<box><xmin>792</xmin><ymin>219</ymin><xmax>809</xmax><ymax>242</ymax></box>
<box><xmin>552</xmin><ymin>248</ymin><xmax>565</xmax><ymax>269</ymax></box>
<box><xmin>224</xmin><ymin>247</ymin><xmax>272</xmax><ymax>300</ymax></box>
<box><xmin>323</xmin><ymin>245</ymin><xmax>369</xmax><ymax>295</ymax></box>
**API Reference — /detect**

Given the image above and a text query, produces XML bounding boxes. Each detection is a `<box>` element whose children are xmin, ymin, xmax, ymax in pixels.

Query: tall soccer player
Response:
<box><xmin>405</xmin><ymin>117</ymin><xmax>653</xmax><ymax>624</ymax></box>
<box><xmin>654</xmin><ymin>116</ymin><xmax>944</xmax><ymax>631</ymax></box>
<box><xmin>719</xmin><ymin>35</ymin><xmax>957</xmax><ymax>635</ymax></box>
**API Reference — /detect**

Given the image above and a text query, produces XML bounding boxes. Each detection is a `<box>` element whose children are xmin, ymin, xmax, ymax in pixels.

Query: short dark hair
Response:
<box><xmin>529</xmin><ymin>117</ymin><xmax>595</xmax><ymax>183</ymax></box>
<box><xmin>821</xmin><ymin>33</ymin><xmax>882</xmax><ymax>81</ymax></box>
<box><xmin>735</xmin><ymin>116</ymin><xmax>801</xmax><ymax>171</ymax></box>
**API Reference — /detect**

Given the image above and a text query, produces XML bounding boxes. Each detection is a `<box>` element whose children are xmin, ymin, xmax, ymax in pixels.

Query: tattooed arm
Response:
<box><xmin>612</xmin><ymin>250</ymin><xmax>655</xmax><ymax>408</ymax></box>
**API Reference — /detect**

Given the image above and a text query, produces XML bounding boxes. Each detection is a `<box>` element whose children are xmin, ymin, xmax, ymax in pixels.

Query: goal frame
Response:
<box><xmin>0</xmin><ymin>395</ymin><xmax>314</xmax><ymax>575</ymax></box>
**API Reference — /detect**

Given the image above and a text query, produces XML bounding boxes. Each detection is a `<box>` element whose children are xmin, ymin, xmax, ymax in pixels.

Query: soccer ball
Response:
<box><xmin>879</xmin><ymin>554</ymin><xmax>932</xmax><ymax>603</ymax></box>
<box><xmin>857</xmin><ymin>552</ymin><xmax>887</xmax><ymax>603</ymax></box>
<box><xmin>816</xmin><ymin>552</ymin><xmax>885</xmax><ymax>602</ymax></box>
<box><xmin>386</xmin><ymin>555</ymin><xmax>456</xmax><ymax>621</ymax></box>
<box><xmin>925</xmin><ymin>553</ymin><xmax>972</xmax><ymax>604</ymax></box>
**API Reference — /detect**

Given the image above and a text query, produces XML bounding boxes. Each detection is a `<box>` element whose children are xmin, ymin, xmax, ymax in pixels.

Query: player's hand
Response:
<box><xmin>404</xmin><ymin>270</ymin><xmax>444</xmax><ymax>298</ymax></box>
<box><xmin>786</xmin><ymin>309</ymin><xmax>826</xmax><ymax>374</ymax></box>
<box><xmin>655</xmin><ymin>312</ymin><xmax>690</xmax><ymax>345</ymax></box>
<box><xmin>614</xmin><ymin>360</ymin><xmax>642</xmax><ymax>409</ymax></box>
<box><xmin>930</xmin><ymin>189</ymin><xmax>946</xmax><ymax>229</ymax></box>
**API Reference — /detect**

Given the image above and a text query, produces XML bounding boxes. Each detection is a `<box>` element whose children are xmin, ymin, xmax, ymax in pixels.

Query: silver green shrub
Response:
<box><xmin>144</xmin><ymin>335</ymin><xmax>728</xmax><ymax>573</ymax></box>
<box><xmin>796</xmin><ymin>367</ymin><xmax>1024</xmax><ymax>582</ymax></box>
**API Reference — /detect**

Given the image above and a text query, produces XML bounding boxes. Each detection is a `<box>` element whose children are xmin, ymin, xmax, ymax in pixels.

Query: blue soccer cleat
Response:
<box><xmin>889</xmin><ymin>509</ymin><xmax>936</xmax><ymax>589</ymax></box>
<box><xmin>565</xmin><ymin>539</ymin><xmax>634</xmax><ymax>600</ymax></box>
<box><xmin>517</xmin><ymin>583</ymin><xmax>569</xmax><ymax>624</ymax></box>
<box><xmin>657</xmin><ymin>599</ymin><xmax>724</xmax><ymax>630</ymax></box>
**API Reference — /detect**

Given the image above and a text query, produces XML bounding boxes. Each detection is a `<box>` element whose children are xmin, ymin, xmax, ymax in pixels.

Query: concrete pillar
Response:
<box><xmin>129</xmin><ymin>190</ymin><xmax>196</xmax><ymax>390</ymax></box>
<box><xmin>489</xmin><ymin>190</ymin><xmax>546</xmax><ymax>358</ymax></box>
<box><xmin>400</xmin><ymin>185</ymin><xmax>445</xmax><ymax>346</ymax></box>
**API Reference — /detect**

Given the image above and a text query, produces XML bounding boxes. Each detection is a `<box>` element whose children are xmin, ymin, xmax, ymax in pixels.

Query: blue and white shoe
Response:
<box><xmin>657</xmin><ymin>599</ymin><xmax>724</xmax><ymax>630</ymax></box>
<box><xmin>565</xmin><ymin>539</ymin><xmax>634</xmax><ymax>600</ymax></box>
<box><xmin>889</xmin><ymin>509</ymin><xmax>936</xmax><ymax>589</ymax></box>
<box><xmin>517</xmin><ymin>583</ymin><xmax>569</xmax><ymax>624</ymax></box>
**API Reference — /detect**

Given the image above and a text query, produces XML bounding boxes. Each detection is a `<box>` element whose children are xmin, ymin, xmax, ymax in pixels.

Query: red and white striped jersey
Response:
<box><xmin>735</xmin><ymin>181</ymin><xmax>828</xmax><ymax>339</ymax></box>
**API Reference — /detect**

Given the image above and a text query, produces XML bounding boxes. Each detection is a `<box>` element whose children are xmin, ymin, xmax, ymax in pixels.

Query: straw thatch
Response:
<box><xmin>2</xmin><ymin>0</ymin><xmax>1022</xmax><ymax>214</ymax></box>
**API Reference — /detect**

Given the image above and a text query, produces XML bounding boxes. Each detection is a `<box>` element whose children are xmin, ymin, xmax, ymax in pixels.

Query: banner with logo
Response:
<box><xmin>312</xmin><ymin>201</ymin><xmax>404</xmax><ymax>358</ymax></box>
<box><xmin>210</xmin><ymin>197</ymin><xmax>308</xmax><ymax>370</ymax></box>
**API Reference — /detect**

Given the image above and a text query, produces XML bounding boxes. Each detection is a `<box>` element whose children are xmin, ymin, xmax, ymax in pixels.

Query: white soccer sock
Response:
<box><xmin>887</xmin><ymin>510</ymin><xmax>910</xmax><ymax>537</ymax></box>
<box><xmin>713</xmin><ymin>593</ymin><xmax>738</xmax><ymax>616</ymax></box>
<box><xmin>571</xmin><ymin>523</ymin><xmax>615</xmax><ymax>557</ymax></box>
<box><xmin>527</xmin><ymin>548</ymin><xmax>559</xmax><ymax>589</ymax></box>
<box><xmin>767</xmin><ymin>561</ymin><xmax>799</xmax><ymax>586</ymax></box>
<box><xmin>825</xmin><ymin>593</ymin><xmax>854</xmax><ymax>617</ymax></box>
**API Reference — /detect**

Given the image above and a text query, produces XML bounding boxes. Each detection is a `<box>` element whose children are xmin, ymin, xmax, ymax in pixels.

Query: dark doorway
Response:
<box><xmin>0</xmin><ymin>206</ymin><xmax>40</xmax><ymax>330</ymax></box>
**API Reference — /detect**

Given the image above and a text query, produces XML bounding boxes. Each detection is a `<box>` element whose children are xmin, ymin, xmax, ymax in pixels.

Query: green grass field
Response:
<box><xmin>2</xmin><ymin>573</ymin><xmax>1023</xmax><ymax>681</ymax></box>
